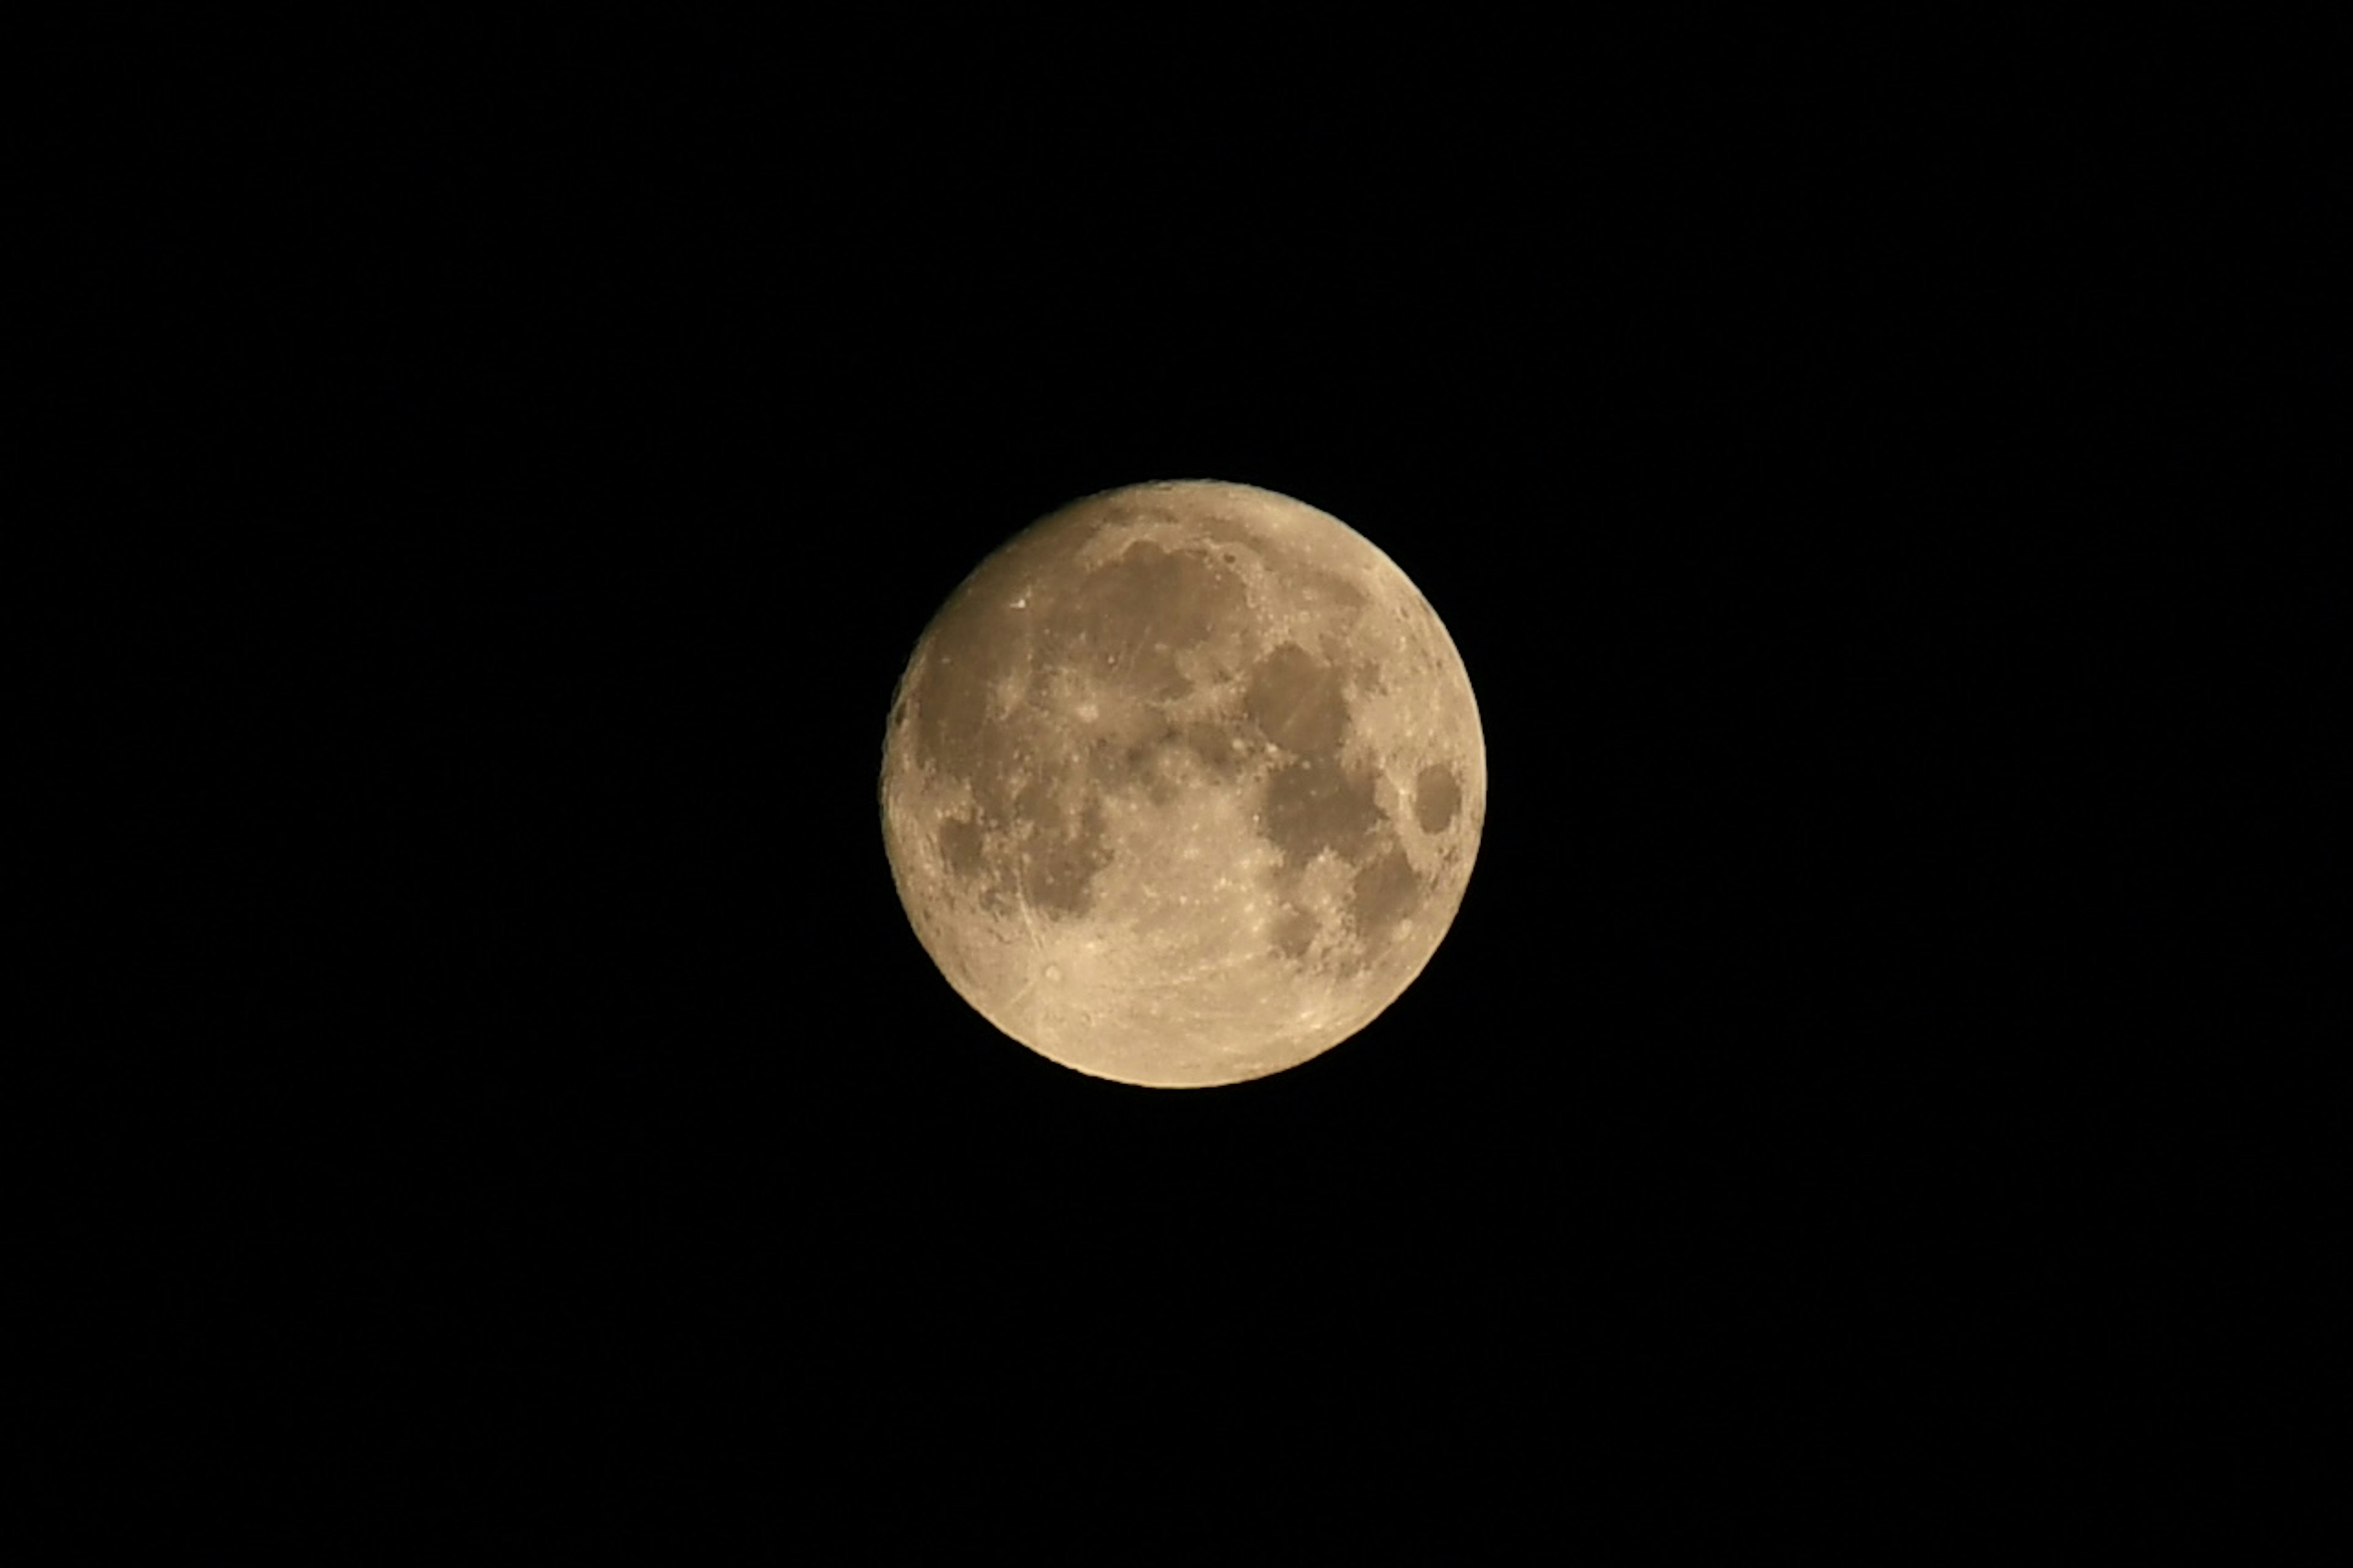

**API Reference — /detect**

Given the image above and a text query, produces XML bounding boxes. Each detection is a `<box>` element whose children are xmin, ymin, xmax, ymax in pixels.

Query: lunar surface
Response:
<box><xmin>879</xmin><ymin>480</ymin><xmax>1485</xmax><ymax>1088</ymax></box>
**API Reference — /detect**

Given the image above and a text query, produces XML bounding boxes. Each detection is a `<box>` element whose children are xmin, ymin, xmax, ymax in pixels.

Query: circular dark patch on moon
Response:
<box><xmin>1039</xmin><ymin>540</ymin><xmax>1244</xmax><ymax>699</ymax></box>
<box><xmin>1349</xmin><ymin>839</ymin><xmax>1423</xmax><ymax>936</ymax></box>
<box><xmin>1260</xmin><ymin>753</ymin><xmax>1384</xmax><ymax>868</ymax></box>
<box><xmin>1414</xmin><ymin>763</ymin><xmax>1462</xmax><ymax>833</ymax></box>
<box><xmin>1245</xmin><ymin>642</ymin><xmax>1351</xmax><ymax>755</ymax></box>
<box><xmin>1020</xmin><ymin>796</ymin><xmax>1113</xmax><ymax>917</ymax></box>
<box><xmin>938</xmin><ymin>816</ymin><xmax>987</xmax><ymax>881</ymax></box>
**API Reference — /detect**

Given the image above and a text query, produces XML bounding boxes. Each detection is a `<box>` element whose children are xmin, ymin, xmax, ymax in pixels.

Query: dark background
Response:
<box><xmin>48</xmin><ymin>14</ymin><xmax>2330</xmax><ymax>1518</ymax></box>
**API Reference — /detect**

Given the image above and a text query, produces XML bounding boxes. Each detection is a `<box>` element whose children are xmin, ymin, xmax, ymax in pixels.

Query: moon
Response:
<box><xmin>879</xmin><ymin>479</ymin><xmax>1485</xmax><ymax>1088</ymax></box>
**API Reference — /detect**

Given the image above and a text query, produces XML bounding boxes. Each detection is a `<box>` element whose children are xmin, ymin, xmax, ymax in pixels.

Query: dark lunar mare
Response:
<box><xmin>905</xmin><ymin>530</ymin><xmax>1258</xmax><ymax>926</ymax></box>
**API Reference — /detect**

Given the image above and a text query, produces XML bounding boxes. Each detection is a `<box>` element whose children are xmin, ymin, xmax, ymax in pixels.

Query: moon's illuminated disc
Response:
<box><xmin>879</xmin><ymin>480</ymin><xmax>1485</xmax><ymax>1087</ymax></box>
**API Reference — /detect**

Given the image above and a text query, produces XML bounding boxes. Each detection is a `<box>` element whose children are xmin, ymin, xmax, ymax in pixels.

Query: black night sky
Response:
<box><xmin>52</xmin><ymin>15</ymin><xmax>2327</xmax><ymax>1521</ymax></box>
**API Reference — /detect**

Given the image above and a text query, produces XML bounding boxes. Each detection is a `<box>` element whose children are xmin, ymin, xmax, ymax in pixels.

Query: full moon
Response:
<box><xmin>879</xmin><ymin>480</ymin><xmax>1485</xmax><ymax>1088</ymax></box>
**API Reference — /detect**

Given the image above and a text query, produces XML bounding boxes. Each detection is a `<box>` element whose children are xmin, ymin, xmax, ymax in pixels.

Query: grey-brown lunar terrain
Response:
<box><xmin>880</xmin><ymin>480</ymin><xmax>1485</xmax><ymax>1086</ymax></box>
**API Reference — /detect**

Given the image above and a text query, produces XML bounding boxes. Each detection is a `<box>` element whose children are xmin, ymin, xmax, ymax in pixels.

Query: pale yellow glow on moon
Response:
<box><xmin>879</xmin><ymin>480</ymin><xmax>1485</xmax><ymax>1088</ymax></box>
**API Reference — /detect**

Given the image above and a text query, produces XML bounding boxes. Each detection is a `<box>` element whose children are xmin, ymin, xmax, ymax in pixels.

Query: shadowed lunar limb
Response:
<box><xmin>880</xmin><ymin>479</ymin><xmax>1485</xmax><ymax>1088</ymax></box>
